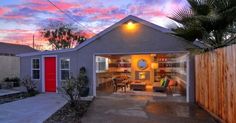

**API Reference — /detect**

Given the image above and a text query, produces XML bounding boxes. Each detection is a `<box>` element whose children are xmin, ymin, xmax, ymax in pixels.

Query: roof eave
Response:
<box><xmin>18</xmin><ymin>15</ymin><xmax>177</xmax><ymax>57</ymax></box>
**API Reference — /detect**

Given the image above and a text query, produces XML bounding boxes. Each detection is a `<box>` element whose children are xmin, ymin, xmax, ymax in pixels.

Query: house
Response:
<box><xmin>0</xmin><ymin>42</ymin><xmax>38</xmax><ymax>82</ymax></box>
<box><xmin>18</xmin><ymin>15</ymin><xmax>196</xmax><ymax>102</ymax></box>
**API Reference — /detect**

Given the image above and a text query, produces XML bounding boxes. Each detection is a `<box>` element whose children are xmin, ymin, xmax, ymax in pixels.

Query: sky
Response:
<box><xmin>0</xmin><ymin>0</ymin><xmax>188</xmax><ymax>50</ymax></box>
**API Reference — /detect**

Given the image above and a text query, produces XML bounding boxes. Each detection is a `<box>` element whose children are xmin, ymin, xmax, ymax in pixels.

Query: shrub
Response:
<box><xmin>12</xmin><ymin>77</ymin><xmax>20</xmax><ymax>87</ymax></box>
<box><xmin>3</xmin><ymin>77</ymin><xmax>20</xmax><ymax>87</ymax></box>
<box><xmin>12</xmin><ymin>77</ymin><xmax>20</xmax><ymax>83</ymax></box>
<box><xmin>58</xmin><ymin>67</ymin><xmax>90</xmax><ymax>107</ymax></box>
<box><xmin>3</xmin><ymin>77</ymin><xmax>13</xmax><ymax>88</ymax></box>
<box><xmin>4</xmin><ymin>77</ymin><xmax>10</xmax><ymax>82</ymax></box>
<box><xmin>58</xmin><ymin>77</ymin><xmax>82</xmax><ymax>107</ymax></box>
<box><xmin>21</xmin><ymin>76</ymin><xmax>38</xmax><ymax>96</ymax></box>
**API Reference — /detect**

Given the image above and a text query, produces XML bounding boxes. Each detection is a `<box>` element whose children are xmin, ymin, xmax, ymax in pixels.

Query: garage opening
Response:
<box><xmin>95</xmin><ymin>53</ymin><xmax>188</xmax><ymax>101</ymax></box>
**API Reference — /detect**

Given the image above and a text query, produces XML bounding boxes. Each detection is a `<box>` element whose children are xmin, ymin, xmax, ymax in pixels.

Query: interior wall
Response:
<box><xmin>131</xmin><ymin>54</ymin><xmax>154</xmax><ymax>85</ymax></box>
<box><xmin>108</xmin><ymin>56</ymin><xmax>131</xmax><ymax>73</ymax></box>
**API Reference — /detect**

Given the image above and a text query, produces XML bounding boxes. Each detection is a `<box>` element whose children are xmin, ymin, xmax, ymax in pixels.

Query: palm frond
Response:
<box><xmin>169</xmin><ymin>0</ymin><xmax>236</xmax><ymax>50</ymax></box>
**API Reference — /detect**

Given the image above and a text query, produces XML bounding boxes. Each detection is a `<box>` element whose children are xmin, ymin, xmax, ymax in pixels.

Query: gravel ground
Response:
<box><xmin>44</xmin><ymin>101</ymin><xmax>91</xmax><ymax>123</ymax></box>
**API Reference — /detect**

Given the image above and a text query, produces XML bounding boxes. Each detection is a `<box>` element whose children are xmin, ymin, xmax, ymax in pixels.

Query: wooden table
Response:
<box><xmin>130</xmin><ymin>82</ymin><xmax>146</xmax><ymax>91</ymax></box>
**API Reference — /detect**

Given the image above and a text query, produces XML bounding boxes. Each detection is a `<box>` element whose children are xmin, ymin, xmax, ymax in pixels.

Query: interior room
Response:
<box><xmin>96</xmin><ymin>53</ymin><xmax>188</xmax><ymax>97</ymax></box>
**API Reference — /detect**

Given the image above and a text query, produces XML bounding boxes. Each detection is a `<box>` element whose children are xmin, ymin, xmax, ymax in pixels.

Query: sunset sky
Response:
<box><xmin>0</xmin><ymin>0</ymin><xmax>188</xmax><ymax>50</ymax></box>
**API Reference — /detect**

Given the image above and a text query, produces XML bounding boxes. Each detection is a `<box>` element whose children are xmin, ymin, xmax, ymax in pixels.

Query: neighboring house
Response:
<box><xmin>0</xmin><ymin>42</ymin><xmax>38</xmax><ymax>82</ymax></box>
<box><xmin>18</xmin><ymin>15</ymin><xmax>197</xmax><ymax>102</ymax></box>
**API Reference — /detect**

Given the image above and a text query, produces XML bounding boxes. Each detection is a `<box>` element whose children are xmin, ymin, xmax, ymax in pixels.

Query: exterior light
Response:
<box><xmin>127</xmin><ymin>21</ymin><xmax>135</xmax><ymax>30</ymax></box>
<box><xmin>151</xmin><ymin>62</ymin><xmax>159</xmax><ymax>69</ymax></box>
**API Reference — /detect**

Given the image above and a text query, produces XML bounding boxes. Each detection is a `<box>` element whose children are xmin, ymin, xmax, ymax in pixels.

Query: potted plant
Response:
<box><xmin>78</xmin><ymin>67</ymin><xmax>89</xmax><ymax>97</ymax></box>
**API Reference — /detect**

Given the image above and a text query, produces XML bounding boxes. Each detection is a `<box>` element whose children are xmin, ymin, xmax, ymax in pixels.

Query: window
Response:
<box><xmin>96</xmin><ymin>56</ymin><xmax>109</xmax><ymax>72</ymax></box>
<box><xmin>32</xmin><ymin>58</ymin><xmax>40</xmax><ymax>79</ymax></box>
<box><xmin>60</xmin><ymin>58</ymin><xmax>70</xmax><ymax>80</ymax></box>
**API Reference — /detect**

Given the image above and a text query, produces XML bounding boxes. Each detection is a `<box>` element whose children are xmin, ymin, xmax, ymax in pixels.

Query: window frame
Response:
<box><xmin>96</xmin><ymin>56</ymin><xmax>109</xmax><ymax>73</ymax></box>
<box><xmin>60</xmin><ymin>58</ymin><xmax>70</xmax><ymax>81</ymax></box>
<box><xmin>31</xmin><ymin>58</ymin><xmax>40</xmax><ymax>80</ymax></box>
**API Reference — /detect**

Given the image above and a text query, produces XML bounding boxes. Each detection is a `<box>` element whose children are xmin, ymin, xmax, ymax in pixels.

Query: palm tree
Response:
<box><xmin>170</xmin><ymin>0</ymin><xmax>236</xmax><ymax>50</ymax></box>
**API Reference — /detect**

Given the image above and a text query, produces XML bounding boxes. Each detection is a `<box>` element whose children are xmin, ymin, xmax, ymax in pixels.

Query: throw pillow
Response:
<box><xmin>168</xmin><ymin>79</ymin><xmax>175</xmax><ymax>86</ymax></box>
<box><xmin>164</xmin><ymin>79</ymin><xmax>170</xmax><ymax>87</ymax></box>
<box><xmin>160</xmin><ymin>79</ymin><xmax>165</xmax><ymax>86</ymax></box>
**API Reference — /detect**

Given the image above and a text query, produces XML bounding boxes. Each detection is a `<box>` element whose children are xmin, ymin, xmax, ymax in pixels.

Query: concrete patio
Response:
<box><xmin>0</xmin><ymin>93</ymin><xmax>67</xmax><ymax>123</ymax></box>
<box><xmin>81</xmin><ymin>94</ymin><xmax>218</xmax><ymax>123</ymax></box>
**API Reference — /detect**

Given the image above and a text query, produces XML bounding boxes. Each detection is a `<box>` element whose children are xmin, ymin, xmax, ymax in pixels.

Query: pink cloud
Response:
<box><xmin>143</xmin><ymin>7</ymin><xmax>167</xmax><ymax>17</ymax></box>
<box><xmin>0</xmin><ymin>28</ymin><xmax>94</xmax><ymax>50</ymax></box>
<box><xmin>0</xmin><ymin>29</ymin><xmax>47</xmax><ymax>49</ymax></box>
<box><xmin>46</xmin><ymin>17</ymin><xmax>65</xmax><ymax>21</ymax></box>
<box><xmin>83</xmin><ymin>8</ymin><xmax>98</xmax><ymax>14</ymax></box>
<box><xmin>2</xmin><ymin>15</ymin><xmax>29</xmax><ymax>19</ymax></box>
<box><xmin>0</xmin><ymin>7</ymin><xmax>9</xmax><ymax>15</ymax></box>
<box><xmin>127</xmin><ymin>5</ymin><xmax>167</xmax><ymax>17</ymax></box>
<box><xmin>26</xmin><ymin>0</ymin><xmax>81</xmax><ymax>13</ymax></box>
<box><xmin>75</xmin><ymin>6</ymin><xmax>119</xmax><ymax>16</ymax></box>
<box><xmin>79</xmin><ymin>31</ymin><xmax>95</xmax><ymax>39</ymax></box>
<box><xmin>0</xmin><ymin>29</ymin><xmax>34</xmax><ymax>34</ymax></box>
<box><xmin>92</xmin><ymin>13</ymin><xmax>125</xmax><ymax>21</ymax></box>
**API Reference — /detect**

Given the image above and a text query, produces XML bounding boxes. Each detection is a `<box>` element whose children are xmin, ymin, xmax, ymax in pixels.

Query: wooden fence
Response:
<box><xmin>195</xmin><ymin>44</ymin><xmax>236</xmax><ymax>123</ymax></box>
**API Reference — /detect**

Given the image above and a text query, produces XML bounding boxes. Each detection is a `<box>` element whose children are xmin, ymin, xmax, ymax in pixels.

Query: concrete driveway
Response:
<box><xmin>0</xmin><ymin>93</ymin><xmax>67</xmax><ymax>123</ymax></box>
<box><xmin>81</xmin><ymin>95</ymin><xmax>217</xmax><ymax>123</ymax></box>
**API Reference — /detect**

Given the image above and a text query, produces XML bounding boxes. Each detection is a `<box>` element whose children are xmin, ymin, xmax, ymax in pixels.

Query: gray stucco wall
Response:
<box><xmin>20</xmin><ymin>21</ymin><xmax>195</xmax><ymax>102</ymax></box>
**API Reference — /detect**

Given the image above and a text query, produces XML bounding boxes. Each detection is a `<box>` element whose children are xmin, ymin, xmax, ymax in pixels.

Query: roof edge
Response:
<box><xmin>73</xmin><ymin>15</ymin><xmax>173</xmax><ymax>51</ymax></box>
<box><xmin>18</xmin><ymin>15</ymin><xmax>175</xmax><ymax>57</ymax></box>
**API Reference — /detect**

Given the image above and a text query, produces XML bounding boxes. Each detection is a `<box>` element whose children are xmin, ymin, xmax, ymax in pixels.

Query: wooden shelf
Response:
<box><xmin>109</xmin><ymin>63</ymin><xmax>131</xmax><ymax>68</ymax></box>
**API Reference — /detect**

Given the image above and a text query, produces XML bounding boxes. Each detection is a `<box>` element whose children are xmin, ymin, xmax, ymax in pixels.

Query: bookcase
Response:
<box><xmin>153</xmin><ymin>57</ymin><xmax>187</xmax><ymax>82</ymax></box>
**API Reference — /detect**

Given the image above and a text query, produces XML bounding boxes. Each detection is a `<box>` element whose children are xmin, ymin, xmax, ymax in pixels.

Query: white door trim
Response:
<box><xmin>92</xmin><ymin>55</ymin><xmax>96</xmax><ymax>96</ymax></box>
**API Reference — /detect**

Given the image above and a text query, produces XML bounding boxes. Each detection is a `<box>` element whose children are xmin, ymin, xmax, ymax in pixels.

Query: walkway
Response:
<box><xmin>81</xmin><ymin>94</ymin><xmax>217</xmax><ymax>123</ymax></box>
<box><xmin>0</xmin><ymin>93</ymin><xmax>67</xmax><ymax>123</ymax></box>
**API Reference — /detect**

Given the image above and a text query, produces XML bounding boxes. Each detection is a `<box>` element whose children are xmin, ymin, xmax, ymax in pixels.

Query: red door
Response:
<box><xmin>45</xmin><ymin>57</ymin><xmax>56</xmax><ymax>92</ymax></box>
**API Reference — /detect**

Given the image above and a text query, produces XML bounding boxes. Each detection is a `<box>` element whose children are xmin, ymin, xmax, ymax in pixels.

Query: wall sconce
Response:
<box><xmin>126</xmin><ymin>21</ymin><xmax>136</xmax><ymax>30</ymax></box>
<box><xmin>151</xmin><ymin>62</ymin><xmax>159</xmax><ymax>69</ymax></box>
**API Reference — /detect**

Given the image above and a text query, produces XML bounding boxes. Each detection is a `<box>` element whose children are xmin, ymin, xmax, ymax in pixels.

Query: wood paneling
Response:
<box><xmin>195</xmin><ymin>44</ymin><xmax>236</xmax><ymax>123</ymax></box>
